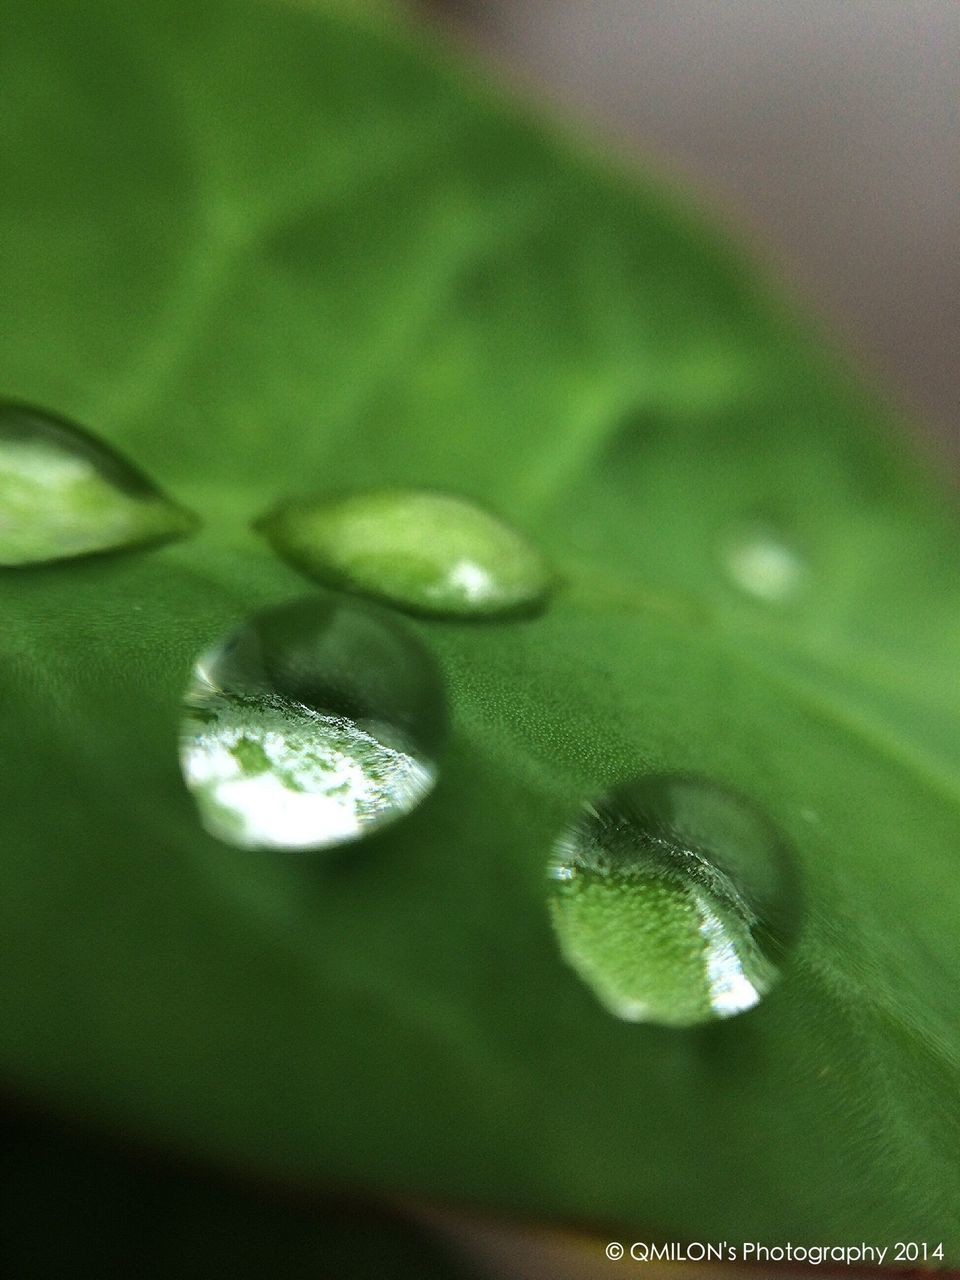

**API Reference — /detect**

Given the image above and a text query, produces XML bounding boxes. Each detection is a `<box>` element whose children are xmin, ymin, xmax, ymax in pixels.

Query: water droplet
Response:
<box><xmin>722</xmin><ymin>523</ymin><xmax>806</xmax><ymax>603</ymax></box>
<box><xmin>179</xmin><ymin>595</ymin><xmax>446</xmax><ymax>852</ymax></box>
<box><xmin>256</xmin><ymin>489</ymin><xmax>553</xmax><ymax>619</ymax></box>
<box><xmin>547</xmin><ymin>775</ymin><xmax>798</xmax><ymax>1027</ymax></box>
<box><xmin>0</xmin><ymin>401</ymin><xmax>197</xmax><ymax>566</ymax></box>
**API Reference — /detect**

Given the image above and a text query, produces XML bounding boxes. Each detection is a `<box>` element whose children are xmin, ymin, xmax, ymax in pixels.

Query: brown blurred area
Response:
<box><xmin>418</xmin><ymin>0</ymin><xmax>959</xmax><ymax>458</ymax></box>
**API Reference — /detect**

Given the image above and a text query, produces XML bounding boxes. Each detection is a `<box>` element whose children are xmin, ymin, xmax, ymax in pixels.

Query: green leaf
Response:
<box><xmin>2</xmin><ymin>0</ymin><xmax>958</xmax><ymax>1257</ymax></box>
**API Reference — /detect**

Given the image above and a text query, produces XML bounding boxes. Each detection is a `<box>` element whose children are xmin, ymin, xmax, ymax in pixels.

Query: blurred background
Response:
<box><xmin>419</xmin><ymin>0</ymin><xmax>959</xmax><ymax>459</ymax></box>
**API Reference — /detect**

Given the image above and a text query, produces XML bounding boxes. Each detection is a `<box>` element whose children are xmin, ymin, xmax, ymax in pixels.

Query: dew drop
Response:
<box><xmin>547</xmin><ymin>775</ymin><xmax>798</xmax><ymax>1027</ymax></box>
<box><xmin>0</xmin><ymin>401</ymin><xmax>197</xmax><ymax>566</ymax></box>
<box><xmin>256</xmin><ymin>489</ymin><xmax>553</xmax><ymax>619</ymax></box>
<box><xmin>179</xmin><ymin>596</ymin><xmax>445</xmax><ymax>852</ymax></box>
<box><xmin>722</xmin><ymin>522</ymin><xmax>806</xmax><ymax>603</ymax></box>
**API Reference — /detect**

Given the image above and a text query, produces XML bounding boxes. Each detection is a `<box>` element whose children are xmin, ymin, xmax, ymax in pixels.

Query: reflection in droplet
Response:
<box><xmin>255</xmin><ymin>489</ymin><xmax>553</xmax><ymax>619</ymax></box>
<box><xmin>722</xmin><ymin>524</ymin><xmax>805</xmax><ymax>603</ymax></box>
<box><xmin>0</xmin><ymin>400</ymin><xmax>196</xmax><ymax>566</ymax></box>
<box><xmin>180</xmin><ymin>596</ymin><xmax>446</xmax><ymax>852</ymax></box>
<box><xmin>547</xmin><ymin>775</ymin><xmax>798</xmax><ymax>1027</ymax></box>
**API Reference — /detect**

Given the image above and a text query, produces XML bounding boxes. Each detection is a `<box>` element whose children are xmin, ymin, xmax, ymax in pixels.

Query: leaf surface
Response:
<box><xmin>1</xmin><ymin>0</ymin><xmax>959</xmax><ymax>1255</ymax></box>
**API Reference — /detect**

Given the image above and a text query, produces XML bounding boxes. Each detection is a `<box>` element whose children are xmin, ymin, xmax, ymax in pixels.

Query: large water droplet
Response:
<box><xmin>256</xmin><ymin>489</ymin><xmax>553</xmax><ymax>619</ymax></box>
<box><xmin>0</xmin><ymin>401</ymin><xmax>197</xmax><ymax>566</ymax></box>
<box><xmin>547</xmin><ymin>775</ymin><xmax>798</xmax><ymax>1027</ymax></box>
<box><xmin>179</xmin><ymin>596</ymin><xmax>446</xmax><ymax>852</ymax></box>
<box><xmin>722</xmin><ymin>522</ymin><xmax>806</xmax><ymax>603</ymax></box>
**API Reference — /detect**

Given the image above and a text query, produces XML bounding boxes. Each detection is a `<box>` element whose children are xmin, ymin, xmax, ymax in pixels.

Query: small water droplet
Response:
<box><xmin>256</xmin><ymin>489</ymin><xmax>553</xmax><ymax>619</ymax></box>
<box><xmin>547</xmin><ymin>774</ymin><xmax>798</xmax><ymax>1027</ymax></box>
<box><xmin>722</xmin><ymin>523</ymin><xmax>806</xmax><ymax>603</ymax></box>
<box><xmin>0</xmin><ymin>401</ymin><xmax>197</xmax><ymax>566</ymax></box>
<box><xmin>179</xmin><ymin>595</ymin><xmax>446</xmax><ymax>852</ymax></box>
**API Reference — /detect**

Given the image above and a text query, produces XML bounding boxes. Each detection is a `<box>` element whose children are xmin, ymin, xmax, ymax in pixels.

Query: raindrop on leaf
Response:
<box><xmin>180</xmin><ymin>595</ymin><xmax>446</xmax><ymax>852</ymax></box>
<box><xmin>548</xmin><ymin>774</ymin><xmax>799</xmax><ymax>1027</ymax></box>
<box><xmin>722</xmin><ymin>522</ymin><xmax>806</xmax><ymax>603</ymax></box>
<box><xmin>0</xmin><ymin>400</ymin><xmax>197</xmax><ymax>566</ymax></box>
<box><xmin>256</xmin><ymin>489</ymin><xmax>553</xmax><ymax>619</ymax></box>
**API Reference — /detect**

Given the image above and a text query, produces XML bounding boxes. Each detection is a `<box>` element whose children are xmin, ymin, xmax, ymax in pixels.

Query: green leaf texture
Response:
<box><xmin>2</xmin><ymin>0</ymin><xmax>958</xmax><ymax>1256</ymax></box>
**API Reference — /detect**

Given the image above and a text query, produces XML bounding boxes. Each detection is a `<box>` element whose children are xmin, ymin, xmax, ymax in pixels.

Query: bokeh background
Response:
<box><xmin>420</xmin><ymin>0</ymin><xmax>959</xmax><ymax>458</ymax></box>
